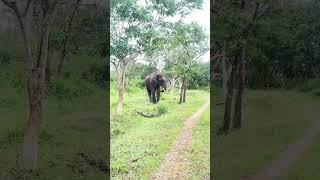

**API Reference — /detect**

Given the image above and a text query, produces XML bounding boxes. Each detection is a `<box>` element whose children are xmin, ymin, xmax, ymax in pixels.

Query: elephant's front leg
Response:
<box><xmin>156</xmin><ymin>87</ymin><xmax>160</xmax><ymax>103</ymax></box>
<box><xmin>147</xmin><ymin>90</ymin><xmax>152</xmax><ymax>103</ymax></box>
<box><xmin>151</xmin><ymin>89</ymin><xmax>156</xmax><ymax>103</ymax></box>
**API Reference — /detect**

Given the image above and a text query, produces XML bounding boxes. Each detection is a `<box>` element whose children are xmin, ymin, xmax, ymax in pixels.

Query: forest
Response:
<box><xmin>212</xmin><ymin>0</ymin><xmax>320</xmax><ymax>179</ymax></box>
<box><xmin>0</xmin><ymin>0</ymin><xmax>108</xmax><ymax>179</ymax></box>
<box><xmin>110</xmin><ymin>0</ymin><xmax>210</xmax><ymax>179</ymax></box>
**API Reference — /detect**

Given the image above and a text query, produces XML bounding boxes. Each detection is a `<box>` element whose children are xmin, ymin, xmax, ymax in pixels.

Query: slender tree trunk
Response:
<box><xmin>23</xmin><ymin>70</ymin><xmax>43</xmax><ymax>170</ymax></box>
<box><xmin>183</xmin><ymin>77</ymin><xmax>187</xmax><ymax>103</ymax></box>
<box><xmin>221</xmin><ymin>41</ymin><xmax>230</xmax><ymax>102</ymax></box>
<box><xmin>44</xmin><ymin>41</ymin><xmax>53</xmax><ymax>96</ymax></box>
<box><xmin>57</xmin><ymin>0</ymin><xmax>81</xmax><ymax>76</ymax></box>
<box><xmin>23</xmin><ymin>4</ymin><xmax>52</xmax><ymax>170</ymax></box>
<box><xmin>222</xmin><ymin>41</ymin><xmax>227</xmax><ymax>102</ymax></box>
<box><xmin>222</xmin><ymin>56</ymin><xmax>238</xmax><ymax>134</ymax></box>
<box><xmin>170</xmin><ymin>76</ymin><xmax>177</xmax><ymax>93</ymax></box>
<box><xmin>179</xmin><ymin>77</ymin><xmax>186</xmax><ymax>104</ymax></box>
<box><xmin>233</xmin><ymin>47</ymin><xmax>245</xmax><ymax>129</ymax></box>
<box><xmin>1</xmin><ymin>0</ymin><xmax>57</xmax><ymax>170</ymax></box>
<box><xmin>116</xmin><ymin>69</ymin><xmax>125</xmax><ymax>114</ymax></box>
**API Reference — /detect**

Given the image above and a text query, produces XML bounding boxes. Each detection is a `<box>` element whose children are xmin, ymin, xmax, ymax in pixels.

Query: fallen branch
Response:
<box><xmin>134</xmin><ymin>110</ymin><xmax>160</xmax><ymax>118</ymax></box>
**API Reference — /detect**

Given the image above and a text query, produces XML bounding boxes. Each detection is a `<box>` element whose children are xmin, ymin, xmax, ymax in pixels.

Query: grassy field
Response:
<box><xmin>284</xmin><ymin>135</ymin><xmax>320</xmax><ymax>180</ymax></box>
<box><xmin>213</xmin><ymin>89</ymin><xmax>320</xmax><ymax>180</ymax></box>
<box><xmin>110</xmin><ymin>81</ymin><xmax>209</xmax><ymax>179</ymax></box>
<box><xmin>185</xmin><ymin>107</ymin><xmax>210</xmax><ymax>179</ymax></box>
<box><xmin>0</xmin><ymin>39</ymin><xmax>107</xmax><ymax>179</ymax></box>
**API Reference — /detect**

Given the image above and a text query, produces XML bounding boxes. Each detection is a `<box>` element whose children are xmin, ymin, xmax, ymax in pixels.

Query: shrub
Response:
<box><xmin>81</xmin><ymin>62</ymin><xmax>108</xmax><ymax>87</ymax></box>
<box><xmin>157</xmin><ymin>104</ymin><xmax>168</xmax><ymax>115</ymax></box>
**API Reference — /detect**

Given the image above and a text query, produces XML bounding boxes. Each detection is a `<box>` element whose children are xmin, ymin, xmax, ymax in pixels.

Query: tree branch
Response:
<box><xmin>22</xmin><ymin>0</ymin><xmax>31</xmax><ymax>17</ymax></box>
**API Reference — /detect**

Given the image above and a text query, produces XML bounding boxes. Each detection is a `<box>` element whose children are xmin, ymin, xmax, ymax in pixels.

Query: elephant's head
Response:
<box><xmin>156</xmin><ymin>73</ymin><xmax>167</xmax><ymax>91</ymax></box>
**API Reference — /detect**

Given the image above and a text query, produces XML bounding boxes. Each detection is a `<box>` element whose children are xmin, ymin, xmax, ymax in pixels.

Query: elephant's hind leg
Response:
<box><xmin>156</xmin><ymin>87</ymin><xmax>160</xmax><ymax>103</ymax></box>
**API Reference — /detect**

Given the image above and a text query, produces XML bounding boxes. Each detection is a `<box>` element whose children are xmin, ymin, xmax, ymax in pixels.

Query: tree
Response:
<box><xmin>56</xmin><ymin>0</ymin><xmax>81</xmax><ymax>76</ymax></box>
<box><xmin>213</xmin><ymin>0</ymin><xmax>270</xmax><ymax>134</ymax></box>
<box><xmin>110</xmin><ymin>0</ymin><xmax>150</xmax><ymax>114</ymax></box>
<box><xmin>163</xmin><ymin>21</ymin><xmax>208</xmax><ymax>103</ymax></box>
<box><xmin>111</xmin><ymin>0</ymin><xmax>204</xmax><ymax>113</ymax></box>
<box><xmin>0</xmin><ymin>0</ymin><xmax>58</xmax><ymax>170</ymax></box>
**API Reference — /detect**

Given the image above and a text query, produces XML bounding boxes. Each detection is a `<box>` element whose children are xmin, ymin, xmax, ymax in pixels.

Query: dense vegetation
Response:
<box><xmin>0</xmin><ymin>1</ymin><xmax>107</xmax><ymax>179</ymax></box>
<box><xmin>212</xmin><ymin>0</ymin><xmax>320</xmax><ymax>179</ymax></box>
<box><xmin>213</xmin><ymin>89</ymin><xmax>320</xmax><ymax>180</ymax></box>
<box><xmin>110</xmin><ymin>77</ymin><xmax>209</xmax><ymax>179</ymax></box>
<box><xmin>110</xmin><ymin>0</ymin><xmax>210</xmax><ymax>178</ymax></box>
<box><xmin>213</xmin><ymin>0</ymin><xmax>320</xmax><ymax>89</ymax></box>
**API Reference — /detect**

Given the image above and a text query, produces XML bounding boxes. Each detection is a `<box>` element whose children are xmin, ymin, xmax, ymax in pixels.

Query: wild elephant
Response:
<box><xmin>144</xmin><ymin>72</ymin><xmax>166</xmax><ymax>103</ymax></box>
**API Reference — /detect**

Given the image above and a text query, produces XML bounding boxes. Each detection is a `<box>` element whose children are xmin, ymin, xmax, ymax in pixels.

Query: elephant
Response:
<box><xmin>144</xmin><ymin>72</ymin><xmax>167</xmax><ymax>103</ymax></box>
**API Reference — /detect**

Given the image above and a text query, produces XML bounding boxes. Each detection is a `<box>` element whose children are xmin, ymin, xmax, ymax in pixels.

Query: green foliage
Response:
<box><xmin>110</xmin><ymin>79</ymin><xmax>209</xmax><ymax>178</ymax></box>
<box><xmin>111</xmin><ymin>0</ymin><xmax>208</xmax><ymax>94</ymax></box>
<box><xmin>51</xmin><ymin>3</ymin><xmax>106</xmax><ymax>56</ymax></box>
<box><xmin>187</xmin><ymin>62</ymin><xmax>210</xmax><ymax>89</ymax></box>
<box><xmin>0</xmin><ymin>47</ymin><xmax>107</xmax><ymax>180</ymax></box>
<box><xmin>81</xmin><ymin>61</ymin><xmax>108</xmax><ymax>87</ymax></box>
<box><xmin>157</xmin><ymin>104</ymin><xmax>168</xmax><ymax>115</ymax></box>
<box><xmin>213</xmin><ymin>89</ymin><xmax>320</xmax><ymax>180</ymax></box>
<box><xmin>160</xmin><ymin>21</ymin><xmax>209</xmax><ymax>90</ymax></box>
<box><xmin>48</xmin><ymin>78</ymin><xmax>94</xmax><ymax>100</ymax></box>
<box><xmin>213</xmin><ymin>0</ymin><xmax>320</xmax><ymax>89</ymax></box>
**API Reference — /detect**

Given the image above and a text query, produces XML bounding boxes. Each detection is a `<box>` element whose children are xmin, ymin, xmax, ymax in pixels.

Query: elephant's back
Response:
<box><xmin>144</xmin><ymin>75</ymin><xmax>150</xmax><ymax>86</ymax></box>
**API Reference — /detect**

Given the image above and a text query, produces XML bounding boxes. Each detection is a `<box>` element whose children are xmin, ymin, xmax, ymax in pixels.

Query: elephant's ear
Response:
<box><xmin>156</xmin><ymin>74</ymin><xmax>163</xmax><ymax>81</ymax></box>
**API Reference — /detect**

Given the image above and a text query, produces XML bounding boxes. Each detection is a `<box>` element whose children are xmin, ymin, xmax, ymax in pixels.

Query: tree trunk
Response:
<box><xmin>183</xmin><ymin>77</ymin><xmax>187</xmax><ymax>103</ymax></box>
<box><xmin>57</xmin><ymin>0</ymin><xmax>81</xmax><ymax>76</ymax></box>
<box><xmin>233</xmin><ymin>47</ymin><xmax>245</xmax><ymax>129</ymax></box>
<box><xmin>179</xmin><ymin>77</ymin><xmax>186</xmax><ymax>104</ymax></box>
<box><xmin>222</xmin><ymin>41</ymin><xmax>227</xmax><ymax>102</ymax></box>
<box><xmin>1</xmin><ymin>0</ymin><xmax>57</xmax><ymax>170</ymax></box>
<box><xmin>22</xmin><ymin>3</ymin><xmax>52</xmax><ymax>169</ymax></box>
<box><xmin>222</xmin><ymin>56</ymin><xmax>238</xmax><ymax>134</ymax></box>
<box><xmin>23</xmin><ymin>70</ymin><xmax>43</xmax><ymax>170</ymax></box>
<box><xmin>116</xmin><ymin>69</ymin><xmax>125</xmax><ymax>114</ymax></box>
<box><xmin>170</xmin><ymin>76</ymin><xmax>177</xmax><ymax>93</ymax></box>
<box><xmin>44</xmin><ymin>41</ymin><xmax>53</xmax><ymax>96</ymax></box>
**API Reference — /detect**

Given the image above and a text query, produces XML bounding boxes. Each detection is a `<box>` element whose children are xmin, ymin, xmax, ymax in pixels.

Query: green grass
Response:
<box><xmin>0</xmin><ymin>41</ymin><xmax>107</xmax><ymax>179</ymax></box>
<box><xmin>213</xmin><ymin>89</ymin><xmax>320</xmax><ymax>180</ymax></box>
<box><xmin>284</xmin><ymin>135</ymin><xmax>320</xmax><ymax>180</ymax></box>
<box><xmin>110</xmin><ymin>82</ymin><xmax>209</xmax><ymax>179</ymax></box>
<box><xmin>185</xmin><ymin>107</ymin><xmax>210</xmax><ymax>179</ymax></box>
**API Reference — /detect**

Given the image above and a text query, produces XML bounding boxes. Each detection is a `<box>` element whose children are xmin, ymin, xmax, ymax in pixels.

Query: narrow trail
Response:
<box><xmin>242</xmin><ymin>119</ymin><xmax>320</xmax><ymax>180</ymax></box>
<box><xmin>151</xmin><ymin>100</ymin><xmax>210</xmax><ymax>180</ymax></box>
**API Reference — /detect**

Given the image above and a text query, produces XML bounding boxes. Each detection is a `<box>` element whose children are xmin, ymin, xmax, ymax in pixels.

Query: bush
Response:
<box><xmin>157</xmin><ymin>104</ymin><xmax>168</xmax><ymax>115</ymax></box>
<box><xmin>81</xmin><ymin>62</ymin><xmax>108</xmax><ymax>87</ymax></box>
<box><xmin>125</xmin><ymin>79</ymin><xmax>145</xmax><ymax>93</ymax></box>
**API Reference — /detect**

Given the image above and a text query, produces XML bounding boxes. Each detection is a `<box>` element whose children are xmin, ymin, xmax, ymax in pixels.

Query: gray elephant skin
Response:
<box><xmin>144</xmin><ymin>72</ymin><xmax>167</xmax><ymax>103</ymax></box>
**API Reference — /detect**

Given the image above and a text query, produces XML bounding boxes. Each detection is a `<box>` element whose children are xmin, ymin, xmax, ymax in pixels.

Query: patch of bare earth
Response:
<box><xmin>151</xmin><ymin>100</ymin><xmax>210</xmax><ymax>180</ymax></box>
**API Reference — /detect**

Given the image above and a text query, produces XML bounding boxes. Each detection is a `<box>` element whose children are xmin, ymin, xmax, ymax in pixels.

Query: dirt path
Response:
<box><xmin>242</xmin><ymin>119</ymin><xmax>320</xmax><ymax>180</ymax></box>
<box><xmin>151</xmin><ymin>100</ymin><xmax>210</xmax><ymax>180</ymax></box>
